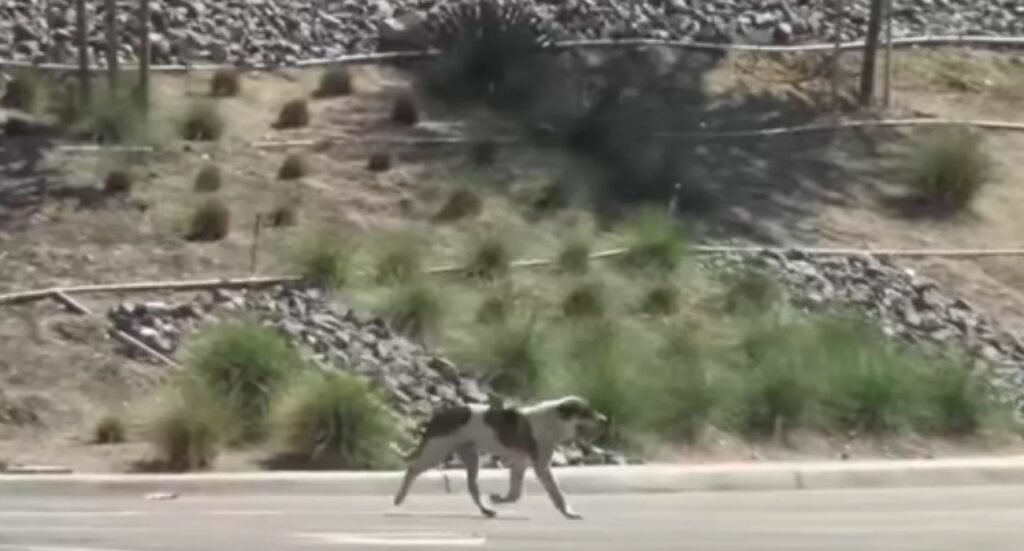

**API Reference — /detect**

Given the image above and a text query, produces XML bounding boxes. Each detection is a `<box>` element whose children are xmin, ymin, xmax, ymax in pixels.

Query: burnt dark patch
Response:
<box><xmin>483</xmin><ymin>407</ymin><xmax>538</xmax><ymax>460</ymax></box>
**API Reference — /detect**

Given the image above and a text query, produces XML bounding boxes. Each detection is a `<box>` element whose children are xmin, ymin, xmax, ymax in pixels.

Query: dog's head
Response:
<box><xmin>553</xmin><ymin>395</ymin><xmax>607</xmax><ymax>439</ymax></box>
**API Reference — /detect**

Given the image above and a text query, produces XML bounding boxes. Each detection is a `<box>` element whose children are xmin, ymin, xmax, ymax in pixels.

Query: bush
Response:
<box><xmin>464</xmin><ymin>232</ymin><xmax>511</xmax><ymax>280</ymax></box>
<box><xmin>476</xmin><ymin>288</ymin><xmax>514</xmax><ymax>325</ymax></box>
<box><xmin>194</xmin><ymin>163</ymin><xmax>222</xmax><ymax>192</ymax></box>
<box><xmin>181</xmin><ymin>102</ymin><xmax>225</xmax><ymax>141</ymax></box>
<box><xmin>906</xmin><ymin>127</ymin><xmax>993</xmax><ymax>211</ymax></box>
<box><xmin>433</xmin><ymin>188</ymin><xmax>483</xmax><ymax>222</ymax></box>
<box><xmin>60</xmin><ymin>85</ymin><xmax>147</xmax><ymax>143</ymax></box>
<box><xmin>266</xmin><ymin>203</ymin><xmax>298</xmax><ymax>228</ymax></box>
<box><xmin>922</xmin><ymin>361</ymin><xmax>994</xmax><ymax>436</ymax></box>
<box><xmin>556</xmin><ymin>233</ymin><xmax>591</xmax><ymax>274</ymax></box>
<box><xmin>103</xmin><ymin>169</ymin><xmax>134</xmax><ymax>195</ymax></box>
<box><xmin>721</xmin><ymin>266</ymin><xmax>782</xmax><ymax>315</ymax></box>
<box><xmin>210</xmin><ymin>69</ymin><xmax>242</xmax><ymax>98</ymax></box>
<box><xmin>1</xmin><ymin>69</ymin><xmax>43</xmax><ymax>111</ymax></box>
<box><xmin>275</xmin><ymin>99</ymin><xmax>311</xmax><ymax>129</ymax></box>
<box><xmin>381</xmin><ymin>281</ymin><xmax>444</xmax><ymax>342</ymax></box>
<box><xmin>367</xmin><ymin>151</ymin><xmax>393</xmax><ymax>172</ymax></box>
<box><xmin>183</xmin><ymin>321</ymin><xmax>304</xmax><ymax>441</ymax></box>
<box><xmin>315</xmin><ymin>67</ymin><xmax>354</xmax><ymax>98</ymax></box>
<box><xmin>391</xmin><ymin>93</ymin><xmax>420</xmax><ymax>126</ymax></box>
<box><xmin>471</xmin><ymin>319</ymin><xmax>549</xmax><ymax>395</ymax></box>
<box><xmin>290</xmin><ymin>230</ymin><xmax>354</xmax><ymax>289</ymax></box>
<box><xmin>185</xmin><ymin>198</ymin><xmax>231</xmax><ymax>242</ymax></box>
<box><xmin>470</xmin><ymin>140</ymin><xmax>498</xmax><ymax>165</ymax></box>
<box><xmin>640</xmin><ymin>282</ymin><xmax>680</xmax><ymax>316</ymax></box>
<box><xmin>620</xmin><ymin>208</ymin><xmax>687</xmax><ymax>273</ymax></box>
<box><xmin>561</xmin><ymin>280</ymin><xmax>607</xmax><ymax>319</ymax></box>
<box><xmin>93</xmin><ymin>414</ymin><xmax>127</xmax><ymax>444</ymax></box>
<box><xmin>650</xmin><ymin>339</ymin><xmax>724</xmax><ymax>442</ymax></box>
<box><xmin>278</xmin><ymin>153</ymin><xmax>309</xmax><ymax>180</ymax></box>
<box><xmin>145</xmin><ymin>384</ymin><xmax>228</xmax><ymax>472</ymax></box>
<box><xmin>271</xmin><ymin>370</ymin><xmax>397</xmax><ymax>469</ymax></box>
<box><xmin>374</xmin><ymin>233</ymin><xmax>424</xmax><ymax>285</ymax></box>
<box><xmin>737</xmin><ymin>352</ymin><xmax>816</xmax><ymax>438</ymax></box>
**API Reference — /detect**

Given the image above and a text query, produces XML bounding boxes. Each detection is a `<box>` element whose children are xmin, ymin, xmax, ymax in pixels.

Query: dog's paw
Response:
<box><xmin>561</xmin><ymin>508</ymin><xmax>584</xmax><ymax>520</ymax></box>
<box><xmin>481</xmin><ymin>507</ymin><xmax>498</xmax><ymax>519</ymax></box>
<box><xmin>489</xmin><ymin>493</ymin><xmax>511</xmax><ymax>505</ymax></box>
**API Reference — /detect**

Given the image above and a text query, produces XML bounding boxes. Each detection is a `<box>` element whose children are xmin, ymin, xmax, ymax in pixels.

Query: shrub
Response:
<box><xmin>275</xmin><ymin>99</ymin><xmax>311</xmax><ymax>129</ymax></box>
<box><xmin>391</xmin><ymin>93</ymin><xmax>420</xmax><ymax>126</ymax></box>
<box><xmin>381</xmin><ymin>281</ymin><xmax>444</xmax><ymax>342</ymax></box>
<box><xmin>721</xmin><ymin>266</ymin><xmax>782</xmax><ymax>315</ymax></box>
<box><xmin>822</xmin><ymin>345</ymin><xmax>916</xmax><ymax>435</ymax></box>
<box><xmin>185</xmin><ymin>198</ymin><xmax>231</xmax><ymax>242</ymax></box>
<box><xmin>145</xmin><ymin>384</ymin><xmax>228</xmax><ymax>472</ymax></box>
<box><xmin>561</xmin><ymin>279</ymin><xmax>607</xmax><ymax>319</ymax></box>
<box><xmin>62</xmin><ymin>85</ymin><xmax>147</xmax><ymax>144</ymax></box>
<box><xmin>194</xmin><ymin>163</ymin><xmax>222</xmax><ymax>192</ymax></box>
<box><xmin>433</xmin><ymin>188</ymin><xmax>483</xmax><ymax>222</ymax></box>
<box><xmin>472</xmin><ymin>319</ymin><xmax>549</xmax><ymax>395</ymax></box>
<box><xmin>210</xmin><ymin>69</ymin><xmax>242</xmax><ymax>98</ymax></box>
<box><xmin>737</xmin><ymin>352</ymin><xmax>816</xmax><ymax>438</ymax></box>
<box><xmin>620</xmin><ymin>208</ymin><xmax>687</xmax><ymax>273</ymax></box>
<box><xmin>182</xmin><ymin>321</ymin><xmax>304</xmax><ymax>441</ymax></box>
<box><xmin>464</xmin><ymin>232</ymin><xmax>511</xmax><ymax>280</ymax></box>
<box><xmin>640</xmin><ymin>282</ymin><xmax>680</xmax><ymax>316</ymax></box>
<box><xmin>650</xmin><ymin>340</ymin><xmax>724</xmax><ymax>442</ymax></box>
<box><xmin>266</xmin><ymin>203</ymin><xmax>298</xmax><ymax>228</ymax></box>
<box><xmin>93</xmin><ymin>414</ymin><xmax>127</xmax><ymax>444</ymax></box>
<box><xmin>922</xmin><ymin>361</ymin><xmax>994</xmax><ymax>436</ymax></box>
<box><xmin>278</xmin><ymin>153</ymin><xmax>309</xmax><ymax>180</ymax></box>
<box><xmin>374</xmin><ymin>233</ymin><xmax>424</xmax><ymax>285</ymax></box>
<box><xmin>103</xmin><ymin>169</ymin><xmax>134</xmax><ymax>195</ymax></box>
<box><xmin>315</xmin><ymin>67</ymin><xmax>354</xmax><ymax>98</ymax></box>
<box><xmin>1</xmin><ymin>70</ymin><xmax>42</xmax><ymax>111</ymax></box>
<box><xmin>181</xmin><ymin>102</ymin><xmax>225</xmax><ymax>141</ymax></box>
<box><xmin>271</xmin><ymin>370</ymin><xmax>398</xmax><ymax>469</ymax></box>
<box><xmin>906</xmin><ymin>127</ymin><xmax>993</xmax><ymax>211</ymax></box>
<box><xmin>476</xmin><ymin>288</ymin><xmax>514</xmax><ymax>325</ymax></box>
<box><xmin>367</xmin><ymin>151</ymin><xmax>393</xmax><ymax>172</ymax></box>
<box><xmin>556</xmin><ymin>233</ymin><xmax>591</xmax><ymax>274</ymax></box>
<box><xmin>470</xmin><ymin>140</ymin><xmax>498</xmax><ymax>165</ymax></box>
<box><xmin>531</xmin><ymin>182</ymin><xmax>569</xmax><ymax>213</ymax></box>
<box><xmin>290</xmin><ymin>230</ymin><xmax>354</xmax><ymax>289</ymax></box>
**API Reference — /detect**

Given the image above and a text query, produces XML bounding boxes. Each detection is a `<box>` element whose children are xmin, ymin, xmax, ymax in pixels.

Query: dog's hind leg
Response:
<box><xmin>455</xmin><ymin>445</ymin><xmax>497</xmax><ymax>518</ymax></box>
<box><xmin>490</xmin><ymin>461</ymin><xmax>526</xmax><ymax>504</ymax></box>
<box><xmin>534</xmin><ymin>463</ymin><xmax>583</xmax><ymax>520</ymax></box>
<box><xmin>393</xmin><ymin>437</ymin><xmax>454</xmax><ymax>507</ymax></box>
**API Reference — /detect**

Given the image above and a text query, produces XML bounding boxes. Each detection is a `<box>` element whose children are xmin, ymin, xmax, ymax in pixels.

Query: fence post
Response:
<box><xmin>137</xmin><ymin>0</ymin><xmax>151</xmax><ymax>111</ymax></box>
<box><xmin>105</xmin><ymin>0</ymin><xmax>120</xmax><ymax>89</ymax></box>
<box><xmin>75</xmin><ymin>0</ymin><xmax>91</xmax><ymax>105</ymax></box>
<box><xmin>831</xmin><ymin>0</ymin><xmax>844</xmax><ymax>111</ymax></box>
<box><xmin>882</xmin><ymin>0</ymin><xmax>895</xmax><ymax>109</ymax></box>
<box><xmin>858</xmin><ymin>0</ymin><xmax>886</xmax><ymax>107</ymax></box>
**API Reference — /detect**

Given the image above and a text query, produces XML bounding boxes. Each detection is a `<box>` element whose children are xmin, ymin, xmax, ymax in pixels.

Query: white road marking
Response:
<box><xmin>0</xmin><ymin>545</ymin><xmax>136</xmax><ymax>551</ymax></box>
<box><xmin>0</xmin><ymin>511</ymin><xmax>144</xmax><ymax>518</ymax></box>
<box><xmin>295</xmin><ymin>531</ymin><xmax>487</xmax><ymax>547</ymax></box>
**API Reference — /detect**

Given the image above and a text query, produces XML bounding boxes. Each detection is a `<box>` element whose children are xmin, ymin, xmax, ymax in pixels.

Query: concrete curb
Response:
<box><xmin>4</xmin><ymin>457</ymin><xmax>1024</xmax><ymax>497</ymax></box>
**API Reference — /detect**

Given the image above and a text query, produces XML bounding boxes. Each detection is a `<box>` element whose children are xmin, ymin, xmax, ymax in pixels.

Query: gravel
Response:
<box><xmin>0</xmin><ymin>0</ymin><xmax>1021</xmax><ymax>67</ymax></box>
<box><xmin>107</xmin><ymin>283</ymin><xmax>629</xmax><ymax>468</ymax></box>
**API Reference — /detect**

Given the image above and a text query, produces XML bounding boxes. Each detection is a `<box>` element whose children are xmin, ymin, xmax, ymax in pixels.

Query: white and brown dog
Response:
<box><xmin>393</xmin><ymin>395</ymin><xmax>607</xmax><ymax>520</ymax></box>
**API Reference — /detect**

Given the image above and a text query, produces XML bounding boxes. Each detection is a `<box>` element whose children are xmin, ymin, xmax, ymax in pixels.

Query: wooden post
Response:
<box><xmin>137</xmin><ymin>0</ymin><xmax>151</xmax><ymax>111</ymax></box>
<box><xmin>831</xmin><ymin>0</ymin><xmax>844</xmax><ymax>111</ymax></box>
<box><xmin>250</xmin><ymin>214</ymin><xmax>263</xmax><ymax>275</ymax></box>
<box><xmin>882</xmin><ymin>0</ymin><xmax>895</xmax><ymax>109</ymax></box>
<box><xmin>858</xmin><ymin>0</ymin><xmax>886</xmax><ymax>107</ymax></box>
<box><xmin>105</xmin><ymin>0</ymin><xmax>120</xmax><ymax>89</ymax></box>
<box><xmin>75</xmin><ymin>0</ymin><xmax>91</xmax><ymax>105</ymax></box>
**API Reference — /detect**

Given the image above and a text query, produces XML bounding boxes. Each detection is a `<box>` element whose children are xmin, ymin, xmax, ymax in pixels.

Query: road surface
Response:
<box><xmin>0</xmin><ymin>486</ymin><xmax>1022</xmax><ymax>550</ymax></box>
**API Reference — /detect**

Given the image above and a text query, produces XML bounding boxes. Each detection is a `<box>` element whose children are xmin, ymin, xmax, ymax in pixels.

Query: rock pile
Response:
<box><xmin>0</xmin><ymin>0</ymin><xmax>1020</xmax><ymax>67</ymax></box>
<box><xmin>107</xmin><ymin>284</ymin><xmax>626</xmax><ymax>467</ymax></box>
<box><xmin>713</xmin><ymin>249</ymin><xmax>1024</xmax><ymax>410</ymax></box>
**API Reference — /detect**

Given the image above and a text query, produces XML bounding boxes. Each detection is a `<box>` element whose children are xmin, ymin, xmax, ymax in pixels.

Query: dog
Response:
<box><xmin>392</xmin><ymin>395</ymin><xmax>607</xmax><ymax>520</ymax></box>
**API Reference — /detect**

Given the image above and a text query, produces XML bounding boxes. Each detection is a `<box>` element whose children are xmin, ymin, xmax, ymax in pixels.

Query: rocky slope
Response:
<box><xmin>0</xmin><ymin>0</ymin><xmax>1020</xmax><ymax>67</ymax></box>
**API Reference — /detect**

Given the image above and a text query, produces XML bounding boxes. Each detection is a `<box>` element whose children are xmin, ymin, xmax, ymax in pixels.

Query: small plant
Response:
<box><xmin>464</xmin><ymin>232</ymin><xmax>511</xmax><ymax>280</ymax></box>
<box><xmin>470</xmin><ymin>140</ymin><xmax>498</xmax><ymax>165</ymax></box>
<box><xmin>737</xmin><ymin>354</ymin><xmax>815</xmax><ymax>439</ymax></box>
<box><xmin>721</xmin><ymin>266</ymin><xmax>782</xmax><ymax>315</ymax></box>
<box><xmin>93</xmin><ymin>414</ymin><xmax>127</xmax><ymax>444</ymax></box>
<box><xmin>650</xmin><ymin>346</ymin><xmax>723</xmax><ymax>442</ymax></box>
<box><xmin>367</xmin><ymin>151</ymin><xmax>393</xmax><ymax>172</ymax></box>
<box><xmin>640</xmin><ymin>282</ymin><xmax>681</xmax><ymax>316</ymax></box>
<box><xmin>182</xmin><ymin>321</ymin><xmax>304</xmax><ymax>442</ymax></box>
<box><xmin>146</xmin><ymin>384</ymin><xmax>228</xmax><ymax>471</ymax></box>
<box><xmin>314</xmin><ymin>67</ymin><xmax>354</xmax><ymax>98</ymax></box>
<box><xmin>1</xmin><ymin>69</ymin><xmax>43</xmax><ymax>111</ymax></box>
<box><xmin>531</xmin><ymin>182</ymin><xmax>569</xmax><ymax>213</ymax></box>
<box><xmin>472</xmin><ymin>319</ymin><xmax>549</xmax><ymax>395</ymax></box>
<box><xmin>381</xmin><ymin>281</ymin><xmax>445</xmax><ymax>342</ymax></box>
<box><xmin>391</xmin><ymin>92</ymin><xmax>420</xmax><ymax>126</ymax></box>
<box><xmin>476</xmin><ymin>288</ymin><xmax>514</xmax><ymax>325</ymax></box>
<box><xmin>266</xmin><ymin>204</ymin><xmax>298</xmax><ymax>228</ymax></box>
<box><xmin>210</xmin><ymin>69</ymin><xmax>242</xmax><ymax>98</ymax></box>
<box><xmin>181</xmin><ymin>102</ymin><xmax>225</xmax><ymax>141</ymax></box>
<box><xmin>103</xmin><ymin>169</ymin><xmax>133</xmax><ymax>196</ymax></box>
<box><xmin>374</xmin><ymin>233</ymin><xmax>424</xmax><ymax>285</ymax></box>
<box><xmin>278</xmin><ymin>153</ymin><xmax>309</xmax><ymax>180</ymax></box>
<box><xmin>556</xmin><ymin>233</ymin><xmax>591</xmax><ymax>274</ymax></box>
<box><xmin>561</xmin><ymin>280</ymin><xmax>607</xmax><ymax>319</ymax></box>
<box><xmin>905</xmin><ymin>127</ymin><xmax>993</xmax><ymax>211</ymax></box>
<box><xmin>822</xmin><ymin>344</ymin><xmax>915</xmax><ymax>434</ymax></box>
<box><xmin>433</xmin><ymin>188</ymin><xmax>483</xmax><ymax>222</ymax></box>
<box><xmin>271</xmin><ymin>370</ymin><xmax>398</xmax><ymax>469</ymax></box>
<box><xmin>185</xmin><ymin>198</ymin><xmax>231</xmax><ymax>242</ymax></box>
<box><xmin>922</xmin><ymin>362</ymin><xmax>993</xmax><ymax>435</ymax></box>
<box><xmin>275</xmin><ymin>99</ymin><xmax>311</xmax><ymax>129</ymax></box>
<box><xmin>620</xmin><ymin>208</ymin><xmax>687</xmax><ymax>273</ymax></box>
<box><xmin>290</xmin><ymin>230</ymin><xmax>354</xmax><ymax>289</ymax></box>
<box><xmin>194</xmin><ymin>163</ymin><xmax>223</xmax><ymax>192</ymax></box>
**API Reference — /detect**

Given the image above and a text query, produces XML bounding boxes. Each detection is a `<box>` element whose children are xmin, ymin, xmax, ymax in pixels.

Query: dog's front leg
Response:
<box><xmin>456</xmin><ymin>446</ymin><xmax>497</xmax><ymax>518</ymax></box>
<box><xmin>490</xmin><ymin>462</ymin><xmax>526</xmax><ymax>504</ymax></box>
<box><xmin>533</xmin><ymin>462</ymin><xmax>583</xmax><ymax>520</ymax></box>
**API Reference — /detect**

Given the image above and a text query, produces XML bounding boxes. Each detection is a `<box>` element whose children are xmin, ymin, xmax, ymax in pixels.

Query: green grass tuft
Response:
<box><xmin>905</xmin><ymin>127</ymin><xmax>993</xmax><ymax>211</ymax></box>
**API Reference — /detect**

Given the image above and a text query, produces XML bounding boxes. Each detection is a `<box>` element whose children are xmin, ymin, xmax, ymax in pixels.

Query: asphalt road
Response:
<box><xmin>1</xmin><ymin>486</ymin><xmax>1023</xmax><ymax>550</ymax></box>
